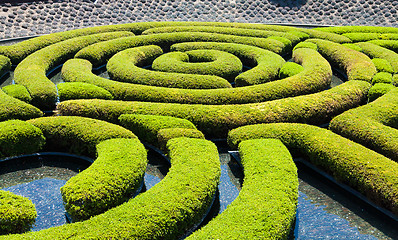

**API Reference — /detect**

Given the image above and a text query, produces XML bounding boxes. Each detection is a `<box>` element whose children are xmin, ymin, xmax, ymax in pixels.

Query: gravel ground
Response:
<box><xmin>0</xmin><ymin>0</ymin><xmax>397</xmax><ymax>39</ymax></box>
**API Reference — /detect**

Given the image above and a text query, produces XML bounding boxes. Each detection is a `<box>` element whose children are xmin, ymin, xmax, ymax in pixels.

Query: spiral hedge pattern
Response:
<box><xmin>1</xmin><ymin>22</ymin><xmax>398</xmax><ymax>239</ymax></box>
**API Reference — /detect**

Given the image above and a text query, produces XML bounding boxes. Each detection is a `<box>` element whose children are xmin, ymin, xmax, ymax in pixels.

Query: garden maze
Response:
<box><xmin>0</xmin><ymin>22</ymin><xmax>398</xmax><ymax>239</ymax></box>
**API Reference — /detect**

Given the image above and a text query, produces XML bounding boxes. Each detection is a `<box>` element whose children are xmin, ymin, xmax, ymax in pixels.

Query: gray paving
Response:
<box><xmin>0</xmin><ymin>0</ymin><xmax>397</xmax><ymax>39</ymax></box>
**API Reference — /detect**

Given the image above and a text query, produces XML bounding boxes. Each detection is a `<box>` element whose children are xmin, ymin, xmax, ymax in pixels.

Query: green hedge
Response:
<box><xmin>307</xmin><ymin>39</ymin><xmax>377</xmax><ymax>82</ymax></box>
<box><xmin>315</xmin><ymin>26</ymin><xmax>398</xmax><ymax>34</ymax></box>
<box><xmin>142</xmin><ymin>25</ymin><xmax>304</xmax><ymax>46</ymax></box>
<box><xmin>394</xmin><ymin>74</ymin><xmax>398</xmax><ymax>86</ymax></box>
<box><xmin>2</xmin><ymin>138</ymin><xmax>219</xmax><ymax>239</ymax></box>
<box><xmin>62</xmin><ymin>47</ymin><xmax>329</xmax><ymax>104</ymax></box>
<box><xmin>292</xmin><ymin>41</ymin><xmax>318</xmax><ymax>51</ymax></box>
<box><xmin>0</xmin><ymin>55</ymin><xmax>10</xmax><ymax>77</ymax></box>
<box><xmin>106</xmin><ymin>46</ymin><xmax>232</xmax><ymax>89</ymax></box>
<box><xmin>368</xmin><ymin>83</ymin><xmax>395</xmax><ymax>102</ymax></box>
<box><xmin>152</xmin><ymin>49</ymin><xmax>242</xmax><ymax>81</ymax></box>
<box><xmin>118</xmin><ymin>114</ymin><xmax>197</xmax><ymax>145</ymax></box>
<box><xmin>57</xmin><ymin>80</ymin><xmax>370</xmax><ymax>138</ymax></box>
<box><xmin>330</xmin><ymin>87</ymin><xmax>398</xmax><ymax>162</ymax></box>
<box><xmin>0</xmin><ymin>90</ymin><xmax>42</xmax><ymax>122</ymax></box>
<box><xmin>188</xmin><ymin>139</ymin><xmax>298</xmax><ymax>239</ymax></box>
<box><xmin>371</xmin><ymin>58</ymin><xmax>394</xmax><ymax>73</ymax></box>
<box><xmin>2</xmin><ymin>85</ymin><xmax>32</xmax><ymax>103</ymax></box>
<box><xmin>278</xmin><ymin>62</ymin><xmax>304</xmax><ymax>79</ymax></box>
<box><xmin>27</xmin><ymin>116</ymin><xmax>136</xmax><ymax>157</ymax></box>
<box><xmin>61</xmin><ymin>138</ymin><xmax>147</xmax><ymax>221</ymax></box>
<box><xmin>157</xmin><ymin>128</ymin><xmax>205</xmax><ymax>151</ymax></box>
<box><xmin>13</xmin><ymin>31</ymin><xmax>133</xmax><ymax>110</ymax></box>
<box><xmin>368</xmin><ymin>40</ymin><xmax>398</xmax><ymax>53</ymax></box>
<box><xmin>75</xmin><ymin>32</ymin><xmax>290</xmax><ymax>66</ymax></box>
<box><xmin>342</xmin><ymin>43</ymin><xmax>363</xmax><ymax>52</ymax></box>
<box><xmin>228</xmin><ymin>123</ymin><xmax>398</xmax><ymax>215</ymax></box>
<box><xmin>355</xmin><ymin>42</ymin><xmax>398</xmax><ymax>73</ymax></box>
<box><xmin>57</xmin><ymin>82</ymin><xmax>113</xmax><ymax>101</ymax></box>
<box><xmin>372</xmin><ymin>72</ymin><xmax>393</xmax><ymax>84</ymax></box>
<box><xmin>0</xmin><ymin>191</ymin><xmax>37</xmax><ymax>235</ymax></box>
<box><xmin>0</xmin><ymin>120</ymin><xmax>45</xmax><ymax>158</ymax></box>
<box><xmin>0</xmin><ymin>21</ymin><xmax>351</xmax><ymax>66</ymax></box>
<box><xmin>171</xmin><ymin>42</ymin><xmax>286</xmax><ymax>86</ymax></box>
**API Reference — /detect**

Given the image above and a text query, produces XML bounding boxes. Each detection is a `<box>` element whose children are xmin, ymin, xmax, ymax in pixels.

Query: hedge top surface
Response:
<box><xmin>227</xmin><ymin>123</ymin><xmax>398</xmax><ymax>214</ymax></box>
<box><xmin>27</xmin><ymin>116</ymin><xmax>136</xmax><ymax>157</ymax></box>
<box><xmin>187</xmin><ymin>138</ymin><xmax>298</xmax><ymax>239</ymax></box>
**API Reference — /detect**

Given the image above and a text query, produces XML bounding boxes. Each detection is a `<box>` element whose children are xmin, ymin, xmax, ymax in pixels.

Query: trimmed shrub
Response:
<box><xmin>316</xmin><ymin>26</ymin><xmax>398</xmax><ymax>34</ymax></box>
<box><xmin>0</xmin><ymin>27</ymin><xmax>137</xmax><ymax>65</ymax></box>
<box><xmin>307</xmin><ymin>39</ymin><xmax>377</xmax><ymax>82</ymax></box>
<box><xmin>118</xmin><ymin>114</ymin><xmax>197</xmax><ymax>145</ymax></box>
<box><xmin>393</xmin><ymin>74</ymin><xmax>398</xmax><ymax>86</ymax></box>
<box><xmin>0</xmin><ymin>120</ymin><xmax>45</xmax><ymax>158</ymax></box>
<box><xmin>27</xmin><ymin>116</ymin><xmax>136</xmax><ymax>157</ymax></box>
<box><xmin>171</xmin><ymin>42</ymin><xmax>285</xmax><ymax>86</ymax></box>
<box><xmin>62</xmin><ymin>48</ymin><xmax>329</xmax><ymax>104</ymax></box>
<box><xmin>368</xmin><ymin>83</ymin><xmax>395</xmax><ymax>102</ymax></box>
<box><xmin>14</xmin><ymin>31</ymin><xmax>133</xmax><ymax>110</ymax></box>
<box><xmin>371</xmin><ymin>58</ymin><xmax>394</xmax><ymax>73</ymax></box>
<box><xmin>61</xmin><ymin>138</ymin><xmax>147</xmax><ymax>221</ymax></box>
<box><xmin>228</xmin><ymin>123</ymin><xmax>398</xmax><ymax>214</ymax></box>
<box><xmin>157</xmin><ymin>128</ymin><xmax>205</xmax><ymax>151</ymax></box>
<box><xmin>188</xmin><ymin>139</ymin><xmax>298</xmax><ymax>239</ymax></box>
<box><xmin>292</xmin><ymin>41</ymin><xmax>318</xmax><ymax>51</ymax></box>
<box><xmin>342</xmin><ymin>33</ymin><xmax>398</xmax><ymax>42</ymax></box>
<box><xmin>0</xmin><ymin>191</ymin><xmax>37</xmax><ymax>235</ymax></box>
<box><xmin>142</xmin><ymin>25</ymin><xmax>304</xmax><ymax>46</ymax></box>
<box><xmin>107</xmin><ymin>46</ymin><xmax>232</xmax><ymax>89</ymax></box>
<box><xmin>57</xmin><ymin>80</ymin><xmax>370</xmax><ymax>138</ymax></box>
<box><xmin>330</xmin><ymin>87</ymin><xmax>398</xmax><ymax>162</ymax></box>
<box><xmin>152</xmin><ymin>49</ymin><xmax>242</xmax><ymax>81</ymax></box>
<box><xmin>0</xmin><ymin>55</ymin><xmax>11</xmax><ymax>77</ymax></box>
<box><xmin>0</xmin><ymin>90</ymin><xmax>42</xmax><ymax>122</ymax></box>
<box><xmin>57</xmin><ymin>82</ymin><xmax>113</xmax><ymax>101</ymax></box>
<box><xmin>278</xmin><ymin>62</ymin><xmax>304</xmax><ymax>79</ymax></box>
<box><xmin>10</xmin><ymin>138</ymin><xmax>219</xmax><ymax>239</ymax></box>
<box><xmin>2</xmin><ymin>85</ymin><xmax>32</xmax><ymax>103</ymax></box>
<box><xmin>75</xmin><ymin>32</ymin><xmax>288</xmax><ymax>66</ymax></box>
<box><xmin>368</xmin><ymin>40</ymin><xmax>398</xmax><ymax>53</ymax></box>
<box><xmin>372</xmin><ymin>72</ymin><xmax>393</xmax><ymax>85</ymax></box>
<box><xmin>341</xmin><ymin>43</ymin><xmax>363</xmax><ymax>52</ymax></box>
<box><xmin>355</xmin><ymin>42</ymin><xmax>398</xmax><ymax>73</ymax></box>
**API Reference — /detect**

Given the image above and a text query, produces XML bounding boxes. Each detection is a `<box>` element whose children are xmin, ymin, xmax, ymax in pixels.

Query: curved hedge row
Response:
<box><xmin>75</xmin><ymin>32</ymin><xmax>288</xmax><ymax>66</ymax></box>
<box><xmin>228</xmin><ymin>123</ymin><xmax>398</xmax><ymax>214</ymax></box>
<box><xmin>25</xmin><ymin>116</ymin><xmax>146</xmax><ymax>221</ymax></box>
<box><xmin>106</xmin><ymin>45</ymin><xmax>232</xmax><ymax>89</ymax></box>
<box><xmin>2</xmin><ymin>85</ymin><xmax>32</xmax><ymax>103</ymax></box>
<box><xmin>0</xmin><ymin>191</ymin><xmax>37</xmax><ymax>235</ymax></box>
<box><xmin>0</xmin><ymin>120</ymin><xmax>44</xmax><ymax>159</ymax></box>
<box><xmin>57</xmin><ymin>82</ymin><xmax>113</xmax><ymax>102</ymax></box>
<box><xmin>61</xmin><ymin>138</ymin><xmax>147</xmax><ymax>221</ymax></box>
<box><xmin>187</xmin><ymin>139</ymin><xmax>298</xmax><ymax>239</ymax></box>
<box><xmin>152</xmin><ymin>49</ymin><xmax>242</xmax><ymax>81</ymax></box>
<box><xmin>57</xmin><ymin>80</ymin><xmax>370</xmax><ymax>138</ymax></box>
<box><xmin>0</xmin><ymin>55</ymin><xmax>10</xmax><ymax>78</ymax></box>
<box><xmin>118</xmin><ymin>114</ymin><xmax>197</xmax><ymax>145</ymax></box>
<box><xmin>355</xmin><ymin>42</ymin><xmax>398</xmax><ymax>73</ymax></box>
<box><xmin>0</xmin><ymin>90</ymin><xmax>42</xmax><ymax>122</ymax></box>
<box><xmin>0</xmin><ymin>21</ymin><xmax>348</xmax><ymax>65</ymax></box>
<box><xmin>27</xmin><ymin>116</ymin><xmax>136</xmax><ymax>157</ymax></box>
<box><xmin>13</xmin><ymin>31</ymin><xmax>133</xmax><ymax>110</ymax></box>
<box><xmin>157</xmin><ymin>128</ymin><xmax>205</xmax><ymax>151</ymax></box>
<box><xmin>62</xmin><ymin>47</ymin><xmax>329</xmax><ymax>104</ymax></box>
<box><xmin>307</xmin><ymin>39</ymin><xmax>377</xmax><ymax>82</ymax></box>
<box><xmin>368</xmin><ymin>40</ymin><xmax>398</xmax><ymax>54</ymax></box>
<box><xmin>330</xmin><ymin>87</ymin><xmax>398</xmax><ymax>162</ymax></box>
<box><xmin>1</xmin><ymin>137</ymin><xmax>220</xmax><ymax>239</ymax></box>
